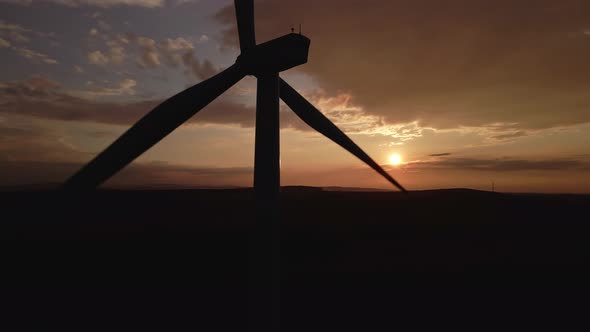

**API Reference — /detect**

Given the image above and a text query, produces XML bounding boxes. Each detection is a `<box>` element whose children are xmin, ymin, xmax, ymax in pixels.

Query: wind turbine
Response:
<box><xmin>62</xmin><ymin>0</ymin><xmax>407</xmax><ymax>199</ymax></box>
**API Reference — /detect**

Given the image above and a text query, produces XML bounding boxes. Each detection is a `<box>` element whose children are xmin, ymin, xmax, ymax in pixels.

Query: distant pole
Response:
<box><xmin>492</xmin><ymin>181</ymin><xmax>495</xmax><ymax>192</ymax></box>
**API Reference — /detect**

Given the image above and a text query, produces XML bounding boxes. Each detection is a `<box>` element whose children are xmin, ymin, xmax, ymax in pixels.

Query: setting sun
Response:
<box><xmin>389</xmin><ymin>153</ymin><xmax>402</xmax><ymax>166</ymax></box>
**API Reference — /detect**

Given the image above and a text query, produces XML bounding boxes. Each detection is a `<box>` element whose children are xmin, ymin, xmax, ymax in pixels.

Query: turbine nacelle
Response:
<box><xmin>236</xmin><ymin>33</ymin><xmax>310</xmax><ymax>76</ymax></box>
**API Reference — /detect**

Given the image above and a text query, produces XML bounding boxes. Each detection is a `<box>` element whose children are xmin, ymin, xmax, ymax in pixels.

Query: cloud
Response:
<box><xmin>0</xmin><ymin>77</ymin><xmax>153</xmax><ymax>124</ymax></box>
<box><xmin>0</xmin><ymin>20</ymin><xmax>58</xmax><ymax>64</ymax></box>
<box><xmin>0</xmin><ymin>19</ymin><xmax>56</xmax><ymax>43</ymax></box>
<box><xmin>12</xmin><ymin>46</ymin><xmax>58</xmax><ymax>64</ymax></box>
<box><xmin>84</xmin><ymin>30</ymin><xmax>215</xmax><ymax>80</ymax></box>
<box><xmin>136</xmin><ymin>36</ymin><xmax>156</xmax><ymax>48</ymax></box>
<box><xmin>136</xmin><ymin>36</ymin><xmax>160</xmax><ymax>67</ymax></box>
<box><xmin>0</xmin><ymin>0</ymin><xmax>165</xmax><ymax>8</ymax></box>
<box><xmin>407</xmin><ymin>157</ymin><xmax>590</xmax><ymax>172</ymax></box>
<box><xmin>87</xmin><ymin>32</ymin><xmax>130</xmax><ymax>66</ymax></box>
<box><xmin>429</xmin><ymin>153</ymin><xmax>451</xmax><ymax>157</ymax></box>
<box><xmin>0</xmin><ymin>20</ymin><xmax>31</xmax><ymax>43</ymax></box>
<box><xmin>153</xmin><ymin>36</ymin><xmax>216</xmax><ymax>79</ymax></box>
<box><xmin>180</xmin><ymin>51</ymin><xmax>216</xmax><ymax>79</ymax></box>
<box><xmin>106</xmin><ymin>41</ymin><xmax>126</xmax><ymax>65</ymax></box>
<box><xmin>71</xmin><ymin>78</ymin><xmax>137</xmax><ymax>98</ymax></box>
<box><xmin>278</xmin><ymin>89</ymin><xmax>426</xmax><ymax>141</ymax></box>
<box><xmin>490</xmin><ymin>131</ymin><xmax>527</xmax><ymax>140</ymax></box>
<box><xmin>87</xmin><ymin>50</ymin><xmax>109</xmax><ymax>65</ymax></box>
<box><xmin>133</xmin><ymin>35</ymin><xmax>218</xmax><ymax>79</ymax></box>
<box><xmin>0</xmin><ymin>76</ymin><xmax>255</xmax><ymax>127</ymax></box>
<box><xmin>0</xmin><ymin>76</ymin><xmax>434</xmax><ymax>141</ymax></box>
<box><xmin>0</xmin><ymin>38</ymin><xmax>10</xmax><ymax>48</ymax></box>
<box><xmin>173</xmin><ymin>0</ymin><xmax>199</xmax><ymax>6</ymax></box>
<box><xmin>97</xmin><ymin>19</ymin><xmax>111</xmax><ymax>31</ymax></box>
<box><xmin>0</xmin><ymin>121</ymin><xmax>90</xmax><ymax>164</ymax></box>
<box><xmin>216</xmin><ymin>0</ymin><xmax>590</xmax><ymax>131</ymax></box>
<box><xmin>160</xmin><ymin>37</ymin><xmax>193</xmax><ymax>53</ymax></box>
<box><xmin>159</xmin><ymin>37</ymin><xmax>193</xmax><ymax>65</ymax></box>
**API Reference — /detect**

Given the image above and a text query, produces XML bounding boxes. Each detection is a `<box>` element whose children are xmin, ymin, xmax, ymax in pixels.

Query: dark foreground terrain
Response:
<box><xmin>1</xmin><ymin>188</ymin><xmax>589</xmax><ymax>329</ymax></box>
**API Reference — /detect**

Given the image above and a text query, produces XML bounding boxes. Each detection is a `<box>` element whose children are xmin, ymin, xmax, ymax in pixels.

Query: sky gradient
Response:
<box><xmin>1</xmin><ymin>0</ymin><xmax>589</xmax><ymax>193</ymax></box>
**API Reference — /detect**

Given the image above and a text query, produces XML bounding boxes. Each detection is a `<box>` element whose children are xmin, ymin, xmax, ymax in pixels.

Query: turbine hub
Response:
<box><xmin>236</xmin><ymin>33</ymin><xmax>310</xmax><ymax>76</ymax></box>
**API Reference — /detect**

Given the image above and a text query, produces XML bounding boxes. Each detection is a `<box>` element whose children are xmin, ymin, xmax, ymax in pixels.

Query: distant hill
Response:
<box><xmin>1</xmin><ymin>183</ymin><xmax>587</xmax><ymax>196</ymax></box>
<box><xmin>321</xmin><ymin>186</ymin><xmax>394</xmax><ymax>192</ymax></box>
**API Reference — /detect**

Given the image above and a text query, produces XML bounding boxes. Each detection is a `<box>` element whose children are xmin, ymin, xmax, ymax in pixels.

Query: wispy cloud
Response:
<box><xmin>0</xmin><ymin>76</ymin><xmax>254</xmax><ymax>127</ymax></box>
<box><xmin>71</xmin><ymin>78</ymin><xmax>137</xmax><ymax>98</ymax></box>
<box><xmin>0</xmin><ymin>37</ymin><xmax>10</xmax><ymax>48</ymax></box>
<box><xmin>12</xmin><ymin>46</ymin><xmax>58</xmax><ymax>64</ymax></box>
<box><xmin>0</xmin><ymin>20</ymin><xmax>32</xmax><ymax>43</ymax></box>
<box><xmin>406</xmin><ymin>157</ymin><xmax>590</xmax><ymax>172</ymax></box>
<box><xmin>0</xmin><ymin>20</ymin><xmax>58</xmax><ymax>64</ymax></box>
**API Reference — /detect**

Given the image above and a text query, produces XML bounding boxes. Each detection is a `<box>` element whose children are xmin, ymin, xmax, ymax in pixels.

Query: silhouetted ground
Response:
<box><xmin>1</xmin><ymin>188</ymin><xmax>589</xmax><ymax>330</ymax></box>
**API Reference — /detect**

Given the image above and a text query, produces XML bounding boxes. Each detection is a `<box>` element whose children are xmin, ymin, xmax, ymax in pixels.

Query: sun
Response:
<box><xmin>389</xmin><ymin>153</ymin><xmax>402</xmax><ymax>166</ymax></box>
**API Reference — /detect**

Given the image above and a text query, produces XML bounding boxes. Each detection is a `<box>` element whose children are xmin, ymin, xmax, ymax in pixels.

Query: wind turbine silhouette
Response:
<box><xmin>62</xmin><ymin>0</ymin><xmax>406</xmax><ymax>199</ymax></box>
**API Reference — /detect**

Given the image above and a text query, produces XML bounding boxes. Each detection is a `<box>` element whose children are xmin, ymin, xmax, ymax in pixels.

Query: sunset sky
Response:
<box><xmin>1</xmin><ymin>0</ymin><xmax>590</xmax><ymax>193</ymax></box>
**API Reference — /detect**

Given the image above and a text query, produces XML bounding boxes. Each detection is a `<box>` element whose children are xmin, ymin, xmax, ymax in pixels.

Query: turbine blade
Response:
<box><xmin>63</xmin><ymin>64</ymin><xmax>246</xmax><ymax>190</ymax></box>
<box><xmin>234</xmin><ymin>0</ymin><xmax>256</xmax><ymax>52</ymax></box>
<box><xmin>279</xmin><ymin>79</ymin><xmax>407</xmax><ymax>192</ymax></box>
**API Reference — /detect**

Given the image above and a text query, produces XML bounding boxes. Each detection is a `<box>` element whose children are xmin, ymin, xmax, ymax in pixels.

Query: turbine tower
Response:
<box><xmin>62</xmin><ymin>0</ymin><xmax>406</xmax><ymax>199</ymax></box>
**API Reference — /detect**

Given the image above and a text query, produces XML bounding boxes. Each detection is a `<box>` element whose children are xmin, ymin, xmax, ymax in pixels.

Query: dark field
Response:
<box><xmin>1</xmin><ymin>188</ymin><xmax>589</xmax><ymax>329</ymax></box>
